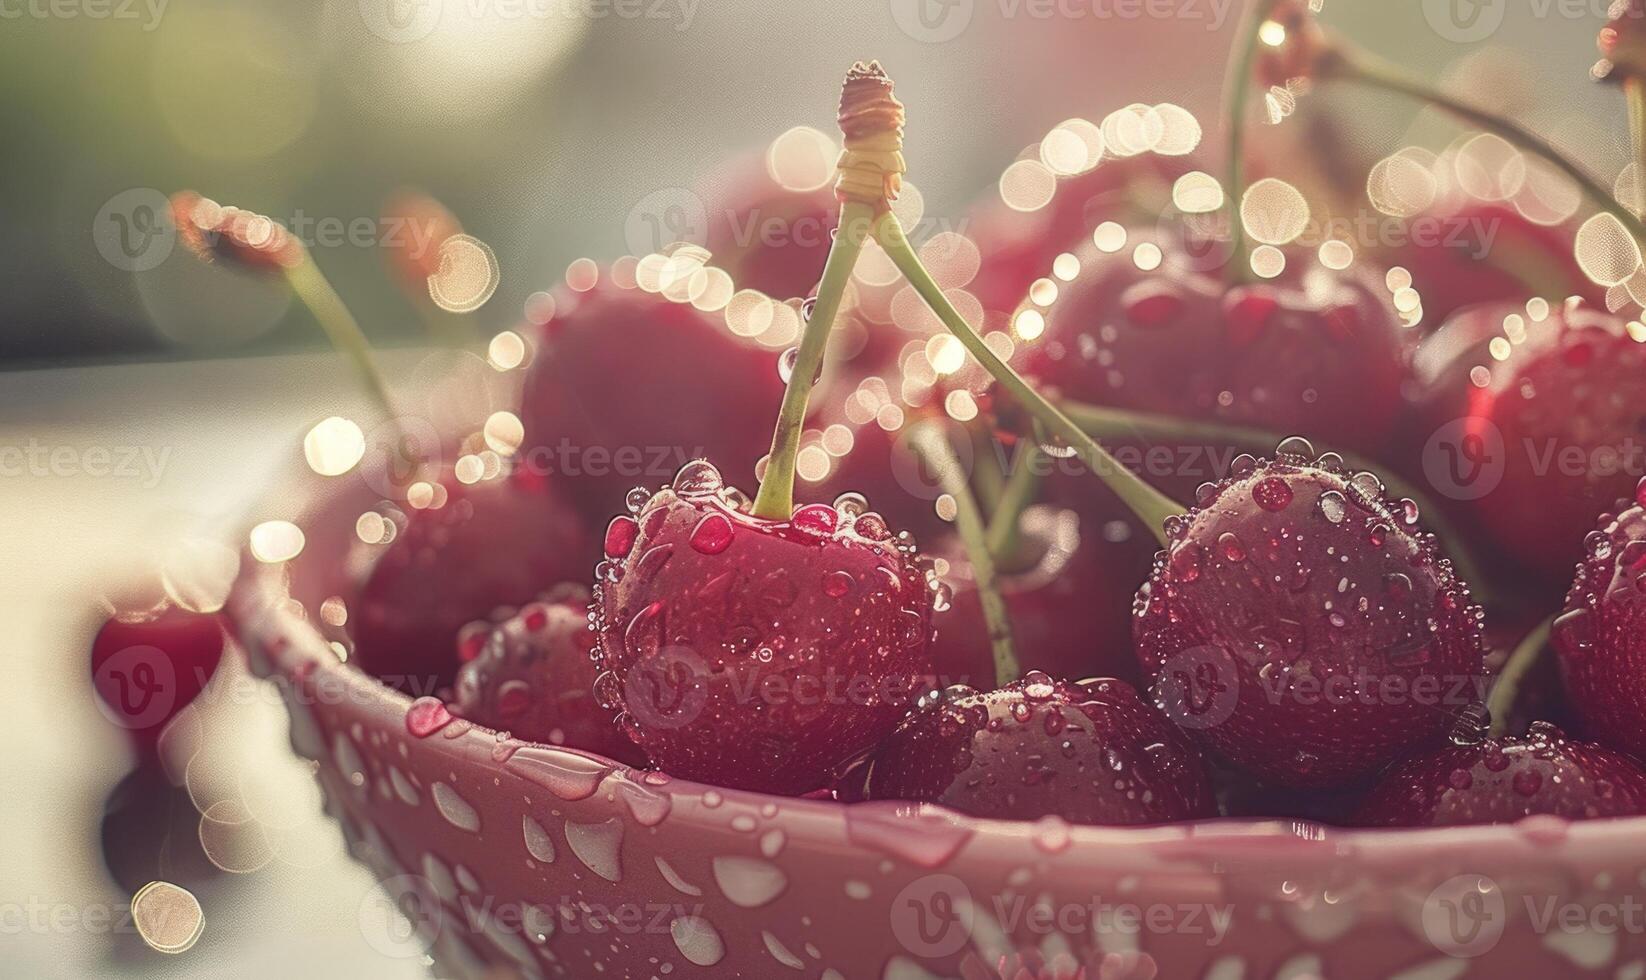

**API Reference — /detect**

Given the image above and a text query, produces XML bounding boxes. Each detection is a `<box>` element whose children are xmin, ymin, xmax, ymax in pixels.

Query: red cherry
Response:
<box><xmin>590</xmin><ymin>461</ymin><xmax>938</xmax><ymax>795</ymax></box>
<box><xmin>1414</xmin><ymin>300</ymin><xmax>1646</xmax><ymax>581</ymax></box>
<box><xmin>453</xmin><ymin>585</ymin><xmax>645</xmax><ymax>766</ymax></box>
<box><xmin>352</xmin><ymin>473</ymin><xmax>589</xmax><ymax>694</ymax></box>
<box><xmin>1553</xmin><ymin>485</ymin><xmax>1646</xmax><ymax>760</ymax></box>
<box><xmin>699</xmin><ymin>150</ymin><xmax>837</xmax><ymax>300</ymax></box>
<box><xmin>846</xmin><ymin>672</ymin><xmax>1215</xmax><ymax>825</ymax></box>
<box><xmin>1354</xmin><ymin>722</ymin><xmax>1646</xmax><ymax>826</ymax></box>
<box><xmin>966</xmin><ymin>154</ymin><xmax>1195</xmax><ymax>321</ymax></box>
<box><xmin>90</xmin><ymin>607</ymin><xmax>225</xmax><ymax>760</ymax></box>
<box><xmin>1385</xmin><ymin>203</ymin><xmax>1597</xmax><ymax>329</ymax></box>
<box><xmin>1134</xmin><ymin>447</ymin><xmax>1487</xmax><ymax>788</ymax></box>
<box><xmin>1021</xmin><ymin>232</ymin><xmax>1408</xmax><ymax>471</ymax></box>
<box><xmin>929</xmin><ymin>504</ymin><xmax>1151</xmax><ymax>689</ymax></box>
<box><xmin>519</xmin><ymin>282</ymin><xmax>786</xmax><ymax>516</ymax></box>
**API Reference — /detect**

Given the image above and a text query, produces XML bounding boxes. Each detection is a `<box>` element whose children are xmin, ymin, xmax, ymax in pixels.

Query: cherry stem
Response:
<box><xmin>1329</xmin><ymin>45</ymin><xmax>1646</xmax><ymax>253</ymax></box>
<box><xmin>751</xmin><ymin>199</ymin><xmax>875</xmax><ymax>520</ymax></box>
<box><xmin>1627</xmin><ymin>76</ymin><xmax>1646</xmax><ymax>211</ymax></box>
<box><xmin>873</xmin><ymin>213</ymin><xmax>1182</xmax><ymax>547</ymax></box>
<box><xmin>970</xmin><ymin>426</ymin><xmax>1007</xmax><ymax>513</ymax></box>
<box><xmin>909</xmin><ymin>422</ymin><xmax>1019</xmax><ymax>688</ymax></box>
<box><xmin>1057</xmin><ymin>398</ymin><xmax>1492</xmax><ymax>594</ymax></box>
<box><xmin>283</xmin><ymin>258</ymin><xmax>401</xmax><ymax>427</ymax></box>
<box><xmin>1486</xmin><ymin>614</ymin><xmax>1555</xmax><ymax>737</ymax></box>
<box><xmin>985</xmin><ymin>439</ymin><xmax>1043</xmax><ymax>565</ymax></box>
<box><xmin>1222</xmin><ymin>0</ymin><xmax>1283</xmax><ymax>282</ymax></box>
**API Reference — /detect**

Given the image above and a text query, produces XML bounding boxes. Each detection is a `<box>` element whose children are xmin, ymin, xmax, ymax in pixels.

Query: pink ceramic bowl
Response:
<box><xmin>226</xmin><ymin>460</ymin><xmax>1646</xmax><ymax>980</ymax></box>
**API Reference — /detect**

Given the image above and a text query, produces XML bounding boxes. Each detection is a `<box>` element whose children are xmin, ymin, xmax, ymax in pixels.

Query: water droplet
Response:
<box><xmin>1275</xmin><ymin>436</ymin><xmax>1316</xmax><ymax>459</ymax></box>
<box><xmin>625</xmin><ymin>486</ymin><xmax>653</xmax><ymax>513</ymax></box>
<box><xmin>1218</xmin><ymin>532</ymin><xmax>1247</xmax><ymax>562</ymax></box>
<box><xmin>523</xmin><ymin>815</ymin><xmax>556</xmax><ymax>863</ymax></box>
<box><xmin>634</xmin><ymin>544</ymin><xmax>675</xmax><ymax>581</ymax></box>
<box><xmin>854</xmin><ymin>512</ymin><xmax>892</xmax><ymax>540</ymax></box>
<box><xmin>672</xmin><ymin>460</ymin><xmax>724</xmax><ymax>497</ymax></box>
<box><xmin>824</xmin><ymin>571</ymin><xmax>856</xmax><ymax>598</ymax></box>
<box><xmin>432</xmin><ymin>782</ymin><xmax>481</xmax><ymax>832</ymax></box>
<box><xmin>712</xmin><ymin>856</ymin><xmax>788</xmax><ymax>908</ymax></box>
<box><xmin>778</xmin><ymin>347</ymin><xmax>800</xmax><ymax>383</ymax></box>
<box><xmin>1253</xmin><ymin>476</ymin><xmax>1294</xmax><ymax>511</ymax></box>
<box><xmin>405</xmin><ymin>697</ymin><xmax>454</xmax><ymax>738</ymax></box>
<box><xmin>790</xmin><ymin>503</ymin><xmax>839</xmax><ymax>538</ymax></box>
<box><xmin>671</xmin><ymin>914</ymin><xmax>725</xmax><ymax>967</ymax></box>
<box><xmin>1399</xmin><ymin>498</ymin><xmax>1421</xmax><ymax>525</ymax></box>
<box><xmin>605</xmin><ymin>515</ymin><xmax>639</xmax><ymax>558</ymax></box>
<box><xmin>690</xmin><ymin>513</ymin><xmax>735</xmax><ymax>554</ymax></box>
<box><xmin>1317</xmin><ymin>490</ymin><xmax>1348</xmax><ymax>525</ymax></box>
<box><xmin>833</xmin><ymin>492</ymin><xmax>869</xmax><ymax>518</ymax></box>
<box><xmin>1513</xmin><ymin>769</ymin><xmax>1544</xmax><ymax>797</ymax></box>
<box><xmin>566</xmin><ymin>819</ymin><xmax>624</xmax><ymax>882</ymax></box>
<box><xmin>504</xmin><ymin>745</ymin><xmax>612</xmax><ymax>801</ymax></box>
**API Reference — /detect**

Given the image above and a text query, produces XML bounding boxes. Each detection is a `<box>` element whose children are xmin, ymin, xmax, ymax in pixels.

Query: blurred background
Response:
<box><xmin>0</xmin><ymin>0</ymin><xmax>1634</xmax><ymax>977</ymax></box>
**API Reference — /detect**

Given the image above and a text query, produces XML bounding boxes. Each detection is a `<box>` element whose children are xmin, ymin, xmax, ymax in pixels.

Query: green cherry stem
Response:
<box><xmin>1627</xmin><ymin>76</ymin><xmax>1646</xmax><ymax>212</ymax></box>
<box><xmin>1057</xmin><ymin>398</ymin><xmax>1492</xmax><ymax>594</ymax></box>
<box><xmin>985</xmin><ymin>439</ymin><xmax>1043</xmax><ymax>564</ymax></box>
<box><xmin>751</xmin><ymin>200</ymin><xmax>875</xmax><ymax>520</ymax></box>
<box><xmin>283</xmin><ymin>257</ymin><xmax>402</xmax><ymax>427</ymax></box>
<box><xmin>1327</xmin><ymin>45</ymin><xmax>1646</xmax><ymax>252</ymax></box>
<box><xmin>873</xmin><ymin>213</ymin><xmax>1183</xmax><ymax>547</ymax></box>
<box><xmin>909</xmin><ymin>422</ymin><xmax>1019</xmax><ymax>687</ymax></box>
<box><xmin>1487</xmin><ymin>614</ymin><xmax>1555</xmax><ymax>737</ymax></box>
<box><xmin>1222</xmin><ymin>0</ymin><xmax>1283</xmax><ymax>281</ymax></box>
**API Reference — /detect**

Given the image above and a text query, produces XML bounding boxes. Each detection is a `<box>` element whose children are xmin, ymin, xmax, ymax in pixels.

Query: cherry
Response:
<box><xmin>1019</xmin><ymin>230</ymin><xmax>1408</xmax><ymax>464</ymax></box>
<box><xmin>844</xmin><ymin>672</ymin><xmax>1215</xmax><ymax>825</ymax></box>
<box><xmin>699</xmin><ymin>149</ymin><xmax>837</xmax><ymax>300</ymax></box>
<box><xmin>1413</xmin><ymin>299</ymin><xmax>1646</xmax><ymax>581</ymax></box>
<box><xmin>1385</xmin><ymin>201</ymin><xmax>1597</xmax><ymax>329</ymax></box>
<box><xmin>1552</xmin><ymin>480</ymin><xmax>1646</xmax><ymax>760</ymax></box>
<box><xmin>518</xmin><ymin>280</ymin><xmax>786</xmax><ymax>516</ymax></box>
<box><xmin>929</xmin><ymin>504</ymin><xmax>1150</xmax><ymax>689</ymax></box>
<box><xmin>90</xmin><ymin>606</ymin><xmax>225</xmax><ymax>762</ymax></box>
<box><xmin>453</xmin><ymin>584</ymin><xmax>645</xmax><ymax>766</ymax></box>
<box><xmin>967</xmin><ymin>152</ymin><xmax>1195</xmax><ymax>322</ymax></box>
<box><xmin>1354</xmin><ymin>722</ymin><xmax>1646</xmax><ymax>826</ymax></box>
<box><xmin>589</xmin><ymin>461</ymin><xmax>938</xmax><ymax>795</ymax></box>
<box><xmin>352</xmin><ymin>472</ymin><xmax>589</xmax><ymax>695</ymax></box>
<box><xmin>1133</xmin><ymin>445</ymin><xmax>1487</xmax><ymax>788</ymax></box>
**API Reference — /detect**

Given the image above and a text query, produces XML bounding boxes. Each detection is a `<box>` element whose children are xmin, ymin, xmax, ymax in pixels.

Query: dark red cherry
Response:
<box><xmin>519</xmin><ymin>281</ymin><xmax>787</xmax><ymax>516</ymax></box>
<box><xmin>1020</xmin><ymin>230</ymin><xmax>1408</xmax><ymax>466</ymax></box>
<box><xmin>699</xmin><ymin>148</ymin><xmax>837</xmax><ymax>301</ymax></box>
<box><xmin>1354</xmin><ymin>722</ymin><xmax>1646</xmax><ymax>826</ymax></box>
<box><xmin>966</xmin><ymin>153</ymin><xmax>1194</xmax><ymax>321</ymax></box>
<box><xmin>929</xmin><ymin>503</ymin><xmax>1150</xmax><ymax>689</ymax></box>
<box><xmin>453</xmin><ymin>585</ymin><xmax>645</xmax><ymax>766</ymax></box>
<box><xmin>1553</xmin><ymin>482</ymin><xmax>1646</xmax><ymax>760</ymax></box>
<box><xmin>352</xmin><ymin>473</ymin><xmax>589</xmax><ymax>694</ymax></box>
<box><xmin>1133</xmin><ymin>448</ymin><xmax>1487</xmax><ymax>788</ymax></box>
<box><xmin>846</xmin><ymin>672</ymin><xmax>1215</xmax><ymax>825</ymax></box>
<box><xmin>590</xmin><ymin>461</ymin><xmax>937</xmax><ymax>795</ymax></box>
<box><xmin>1384</xmin><ymin>202</ymin><xmax>1597</xmax><ymax>329</ymax></box>
<box><xmin>90</xmin><ymin>606</ymin><xmax>225</xmax><ymax>761</ymax></box>
<box><xmin>1414</xmin><ymin>300</ymin><xmax>1646</xmax><ymax>581</ymax></box>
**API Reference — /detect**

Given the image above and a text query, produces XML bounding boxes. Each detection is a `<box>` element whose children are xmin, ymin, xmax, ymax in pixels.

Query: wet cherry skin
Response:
<box><xmin>590</xmin><ymin>462</ymin><xmax>938</xmax><ymax>796</ymax></box>
<box><xmin>1354</xmin><ymin>722</ymin><xmax>1646</xmax><ymax>826</ymax></box>
<box><xmin>1133</xmin><ymin>446</ymin><xmax>1487</xmax><ymax>788</ymax></box>
<box><xmin>352</xmin><ymin>473</ymin><xmax>590</xmax><ymax>694</ymax></box>
<box><xmin>1552</xmin><ymin>480</ymin><xmax>1646</xmax><ymax>761</ymax></box>
<box><xmin>90</xmin><ymin>607</ymin><xmax>226</xmax><ymax>760</ymax></box>
<box><xmin>454</xmin><ymin>584</ymin><xmax>646</xmax><ymax>766</ymax></box>
<box><xmin>845</xmin><ymin>672</ymin><xmax>1216</xmax><ymax>825</ymax></box>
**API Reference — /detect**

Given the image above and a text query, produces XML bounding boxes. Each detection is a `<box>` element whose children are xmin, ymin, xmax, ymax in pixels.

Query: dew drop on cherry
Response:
<box><xmin>824</xmin><ymin>570</ymin><xmax>856</xmax><ymax>598</ymax></box>
<box><xmin>1317</xmin><ymin>490</ymin><xmax>1348</xmax><ymax>525</ymax></box>
<box><xmin>672</xmin><ymin>460</ymin><xmax>724</xmax><ymax>497</ymax></box>
<box><xmin>1218</xmin><ymin>532</ymin><xmax>1247</xmax><ymax>562</ymax></box>
<box><xmin>605</xmin><ymin>516</ymin><xmax>639</xmax><ymax>558</ymax></box>
<box><xmin>689</xmin><ymin>513</ymin><xmax>735</xmax><ymax>554</ymax></box>
<box><xmin>1275</xmin><ymin>435</ymin><xmax>1315</xmax><ymax>459</ymax></box>
<box><xmin>790</xmin><ymin>503</ymin><xmax>839</xmax><ymax>538</ymax></box>
<box><xmin>1253</xmin><ymin>477</ymin><xmax>1294</xmax><ymax>512</ymax></box>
